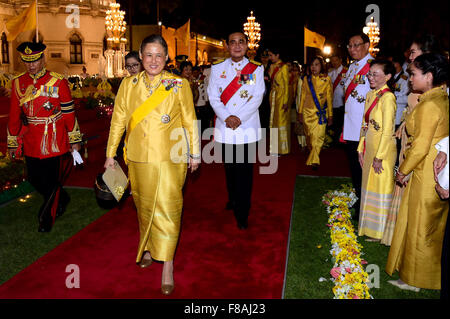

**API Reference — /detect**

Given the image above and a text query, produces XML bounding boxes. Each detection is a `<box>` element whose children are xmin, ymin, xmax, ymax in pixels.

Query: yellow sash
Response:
<box><xmin>17</xmin><ymin>77</ymin><xmax>59</xmax><ymax>106</ymax></box>
<box><xmin>123</xmin><ymin>83</ymin><xmax>172</xmax><ymax>163</ymax></box>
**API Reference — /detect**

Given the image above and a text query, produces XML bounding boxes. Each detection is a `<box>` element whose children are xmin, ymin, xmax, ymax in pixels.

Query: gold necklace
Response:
<box><xmin>143</xmin><ymin>72</ymin><xmax>163</xmax><ymax>96</ymax></box>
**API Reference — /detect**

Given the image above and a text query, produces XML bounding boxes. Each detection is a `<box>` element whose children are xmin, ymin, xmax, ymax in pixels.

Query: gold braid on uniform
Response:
<box><xmin>68</xmin><ymin>118</ymin><xmax>83</xmax><ymax>144</ymax></box>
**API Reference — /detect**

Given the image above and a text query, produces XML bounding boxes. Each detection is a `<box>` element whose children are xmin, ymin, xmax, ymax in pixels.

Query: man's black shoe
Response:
<box><xmin>237</xmin><ymin>220</ymin><xmax>248</xmax><ymax>230</ymax></box>
<box><xmin>56</xmin><ymin>193</ymin><xmax>70</xmax><ymax>218</ymax></box>
<box><xmin>38</xmin><ymin>217</ymin><xmax>53</xmax><ymax>232</ymax></box>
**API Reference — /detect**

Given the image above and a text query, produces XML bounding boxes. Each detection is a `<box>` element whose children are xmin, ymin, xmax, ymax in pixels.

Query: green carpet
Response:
<box><xmin>284</xmin><ymin>175</ymin><xmax>440</xmax><ymax>299</ymax></box>
<box><xmin>0</xmin><ymin>187</ymin><xmax>109</xmax><ymax>285</ymax></box>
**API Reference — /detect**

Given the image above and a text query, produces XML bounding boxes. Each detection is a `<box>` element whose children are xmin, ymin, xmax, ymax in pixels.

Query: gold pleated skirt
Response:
<box><xmin>128</xmin><ymin>160</ymin><xmax>187</xmax><ymax>263</ymax></box>
<box><xmin>302</xmin><ymin>107</ymin><xmax>326</xmax><ymax>166</ymax></box>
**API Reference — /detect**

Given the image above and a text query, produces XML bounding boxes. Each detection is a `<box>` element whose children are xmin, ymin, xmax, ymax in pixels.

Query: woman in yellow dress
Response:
<box><xmin>381</xmin><ymin>34</ymin><xmax>443</xmax><ymax>246</ymax></box>
<box><xmin>104</xmin><ymin>35</ymin><xmax>200</xmax><ymax>295</ymax></box>
<box><xmin>357</xmin><ymin>60</ymin><xmax>397</xmax><ymax>241</ymax></box>
<box><xmin>298</xmin><ymin>56</ymin><xmax>333</xmax><ymax>168</ymax></box>
<box><xmin>268</xmin><ymin>48</ymin><xmax>290</xmax><ymax>155</ymax></box>
<box><xmin>386</xmin><ymin>53</ymin><xmax>449</xmax><ymax>291</ymax></box>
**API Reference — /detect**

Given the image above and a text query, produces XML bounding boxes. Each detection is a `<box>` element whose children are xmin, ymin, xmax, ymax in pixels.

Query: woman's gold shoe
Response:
<box><xmin>138</xmin><ymin>257</ymin><xmax>152</xmax><ymax>268</ymax></box>
<box><xmin>161</xmin><ymin>283</ymin><xmax>174</xmax><ymax>295</ymax></box>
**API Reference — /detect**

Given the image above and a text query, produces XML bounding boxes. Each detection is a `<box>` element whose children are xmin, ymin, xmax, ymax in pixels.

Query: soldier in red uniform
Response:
<box><xmin>7</xmin><ymin>42</ymin><xmax>82</xmax><ymax>232</ymax></box>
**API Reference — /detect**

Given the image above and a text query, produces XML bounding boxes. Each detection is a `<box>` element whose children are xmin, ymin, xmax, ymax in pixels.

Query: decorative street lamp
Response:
<box><xmin>105</xmin><ymin>2</ymin><xmax>127</xmax><ymax>77</ymax></box>
<box><xmin>243</xmin><ymin>11</ymin><xmax>261</xmax><ymax>58</ymax></box>
<box><xmin>363</xmin><ymin>17</ymin><xmax>380</xmax><ymax>56</ymax></box>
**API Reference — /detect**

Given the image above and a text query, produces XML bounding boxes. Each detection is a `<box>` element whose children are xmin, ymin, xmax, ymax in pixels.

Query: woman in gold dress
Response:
<box><xmin>386</xmin><ymin>53</ymin><xmax>449</xmax><ymax>291</ymax></box>
<box><xmin>298</xmin><ymin>56</ymin><xmax>333</xmax><ymax>168</ymax></box>
<box><xmin>381</xmin><ymin>34</ymin><xmax>443</xmax><ymax>246</ymax></box>
<box><xmin>104</xmin><ymin>35</ymin><xmax>200</xmax><ymax>295</ymax></box>
<box><xmin>357</xmin><ymin>60</ymin><xmax>397</xmax><ymax>241</ymax></box>
<box><xmin>268</xmin><ymin>48</ymin><xmax>290</xmax><ymax>155</ymax></box>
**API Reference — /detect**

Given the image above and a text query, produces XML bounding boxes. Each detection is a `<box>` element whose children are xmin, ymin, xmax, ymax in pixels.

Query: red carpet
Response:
<box><xmin>0</xmin><ymin>99</ymin><xmax>350</xmax><ymax>298</ymax></box>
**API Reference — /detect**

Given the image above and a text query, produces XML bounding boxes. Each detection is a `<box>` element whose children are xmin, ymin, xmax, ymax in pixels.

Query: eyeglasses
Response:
<box><xmin>367</xmin><ymin>72</ymin><xmax>383</xmax><ymax>78</ymax></box>
<box><xmin>125</xmin><ymin>63</ymin><xmax>140</xmax><ymax>70</ymax></box>
<box><xmin>347</xmin><ymin>43</ymin><xmax>365</xmax><ymax>49</ymax></box>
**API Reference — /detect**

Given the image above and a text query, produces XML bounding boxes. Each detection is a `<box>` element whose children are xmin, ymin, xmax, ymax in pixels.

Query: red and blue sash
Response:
<box><xmin>344</xmin><ymin>62</ymin><xmax>370</xmax><ymax>102</ymax></box>
<box><xmin>220</xmin><ymin>62</ymin><xmax>258</xmax><ymax>106</ymax></box>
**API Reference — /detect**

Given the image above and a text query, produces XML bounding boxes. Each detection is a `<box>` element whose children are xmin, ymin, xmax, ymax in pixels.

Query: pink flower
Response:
<box><xmin>345</xmin><ymin>267</ymin><xmax>352</xmax><ymax>273</ymax></box>
<box><xmin>353</xmin><ymin>295</ymin><xmax>360</xmax><ymax>299</ymax></box>
<box><xmin>330</xmin><ymin>267</ymin><xmax>341</xmax><ymax>279</ymax></box>
<box><xmin>326</xmin><ymin>224</ymin><xmax>332</xmax><ymax>228</ymax></box>
<box><xmin>361</xmin><ymin>260</ymin><xmax>368</xmax><ymax>265</ymax></box>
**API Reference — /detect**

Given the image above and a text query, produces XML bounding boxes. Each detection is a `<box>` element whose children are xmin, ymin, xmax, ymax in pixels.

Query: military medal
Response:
<box><xmin>357</xmin><ymin>95</ymin><xmax>366</xmax><ymax>103</ymax></box>
<box><xmin>43</xmin><ymin>101</ymin><xmax>53</xmax><ymax>110</ymax></box>
<box><xmin>239</xmin><ymin>90</ymin><xmax>249</xmax><ymax>99</ymax></box>
<box><xmin>161</xmin><ymin>114</ymin><xmax>171</xmax><ymax>124</ymax></box>
<box><xmin>351</xmin><ymin>89</ymin><xmax>358</xmax><ymax>98</ymax></box>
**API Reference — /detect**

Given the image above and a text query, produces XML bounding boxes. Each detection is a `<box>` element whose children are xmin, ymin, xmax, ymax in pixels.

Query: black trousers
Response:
<box><xmin>25</xmin><ymin>154</ymin><xmax>70</xmax><ymax>222</ymax></box>
<box><xmin>195</xmin><ymin>104</ymin><xmax>212</xmax><ymax>136</ymax></box>
<box><xmin>442</xmin><ymin>208</ymin><xmax>449</xmax><ymax>299</ymax></box>
<box><xmin>344</xmin><ymin>140</ymin><xmax>362</xmax><ymax>217</ymax></box>
<box><xmin>221</xmin><ymin>142</ymin><xmax>256</xmax><ymax>224</ymax></box>
<box><xmin>331</xmin><ymin>107</ymin><xmax>344</xmax><ymax>144</ymax></box>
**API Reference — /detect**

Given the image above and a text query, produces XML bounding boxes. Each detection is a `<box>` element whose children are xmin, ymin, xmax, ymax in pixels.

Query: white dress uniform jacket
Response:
<box><xmin>393</xmin><ymin>71</ymin><xmax>409</xmax><ymax>125</ymax></box>
<box><xmin>328</xmin><ymin>65</ymin><xmax>346</xmax><ymax>109</ymax></box>
<box><xmin>343</xmin><ymin>53</ymin><xmax>374</xmax><ymax>141</ymax></box>
<box><xmin>207</xmin><ymin>57</ymin><xmax>265</xmax><ymax>144</ymax></box>
<box><xmin>435</xmin><ymin>136</ymin><xmax>449</xmax><ymax>190</ymax></box>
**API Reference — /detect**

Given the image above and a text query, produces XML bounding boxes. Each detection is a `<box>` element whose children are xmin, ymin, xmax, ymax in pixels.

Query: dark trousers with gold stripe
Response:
<box><xmin>25</xmin><ymin>154</ymin><xmax>70</xmax><ymax>227</ymax></box>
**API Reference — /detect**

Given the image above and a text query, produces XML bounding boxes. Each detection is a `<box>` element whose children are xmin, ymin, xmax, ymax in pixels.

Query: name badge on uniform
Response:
<box><xmin>40</xmin><ymin>85</ymin><xmax>59</xmax><ymax>98</ymax></box>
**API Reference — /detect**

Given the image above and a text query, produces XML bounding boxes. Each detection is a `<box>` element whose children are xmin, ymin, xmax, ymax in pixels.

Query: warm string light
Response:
<box><xmin>363</xmin><ymin>17</ymin><xmax>380</xmax><ymax>56</ymax></box>
<box><xmin>243</xmin><ymin>11</ymin><xmax>261</xmax><ymax>51</ymax></box>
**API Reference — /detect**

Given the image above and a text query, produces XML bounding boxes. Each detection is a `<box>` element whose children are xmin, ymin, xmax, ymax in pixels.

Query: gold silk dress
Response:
<box><xmin>381</xmin><ymin>92</ymin><xmax>420</xmax><ymax>246</ymax></box>
<box><xmin>106</xmin><ymin>70</ymin><xmax>200</xmax><ymax>263</ymax></box>
<box><xmin>298</xmin><ymin>74</ymin><xmax>333</xmax><ymax>165</ymax></box>
<box><xmin>386</xmin><ymin>86</ymin><xmax>449</xmax><ymax>289</ymax></box>
<box><xmin>268</xmin><ymin>61</ymin><xmax>290</xmax><ymax>155</ymax></box>
<box><xmin>357</xmin><ymin>85</ymin><xmax>397</xmax><ymax>239</ymax></box>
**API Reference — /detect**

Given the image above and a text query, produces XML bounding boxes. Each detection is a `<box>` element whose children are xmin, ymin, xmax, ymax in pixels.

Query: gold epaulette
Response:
<box><xmin>50</xmin><ymin>71</ymin><xmax>65</xmax><ymax>80</ymax></box>
<box><xmin>249</xmin><ymin>60</ymin><xmax>262</xmax><ymax>66</ymax></box>
<box><xmin>12</xmin><ymin>72</ymin><xmax>26</xmax><ymax>80</ymax></box>
<box><xmin>367</xmin><ymin>59</ymin><xmax>373</xmax><ymax>64</ymax></box>
<box><xmin>212</xmin><ymin>58</ymin><xmax>225</xmax><ymax>65</ymax></box>
<box><xmin>401</xmin><ymin>74</ymin><xmax>408</xmax><ymax>80</ymax></box>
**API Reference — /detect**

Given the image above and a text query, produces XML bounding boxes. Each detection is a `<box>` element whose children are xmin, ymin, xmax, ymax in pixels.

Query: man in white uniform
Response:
<box><xmin>342</xmin><ymin>32</ymin><xmax>373</xmax><ymax>221</ymax></box>
<box><xmin>328</xmin><ymin>54</ymin><xmax>347</xmax><ymax>145</ymax></box>
<box><xmin>207</xmin><ymin>31</ymin><xmax>265</xmax><ymax>229</ymax></box>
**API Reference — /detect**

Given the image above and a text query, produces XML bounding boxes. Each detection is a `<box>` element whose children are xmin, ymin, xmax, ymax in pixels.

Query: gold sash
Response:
<box><xmin>123</xmin><ymin>83</ymin><xmax>171</xmax><ymax>163</ymax></box>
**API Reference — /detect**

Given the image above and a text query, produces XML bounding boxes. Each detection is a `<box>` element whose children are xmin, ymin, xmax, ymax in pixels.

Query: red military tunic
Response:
<box><xmin>7</xmin><ymin>68</ymin><xmax>82</xmax><ymax>159</ymax></box>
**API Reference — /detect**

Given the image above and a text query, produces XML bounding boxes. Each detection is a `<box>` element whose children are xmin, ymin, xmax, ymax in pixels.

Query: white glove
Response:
<box><xmin>72</xmin><ymin>149</ymin><xmax>84</xmax><ymax>166</ymax></box>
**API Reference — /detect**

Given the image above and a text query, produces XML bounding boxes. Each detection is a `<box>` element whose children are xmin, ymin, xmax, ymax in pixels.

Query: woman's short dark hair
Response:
<box><xmin>370</xmin><ymin>59</ymin><xmax>397</xmax><ymax>90</ymax></box>
<box><xmin>180</xmin><ymin>61</ymin><xmax>193</xmax><ymax>73</ymax></box>
<box><xmin>140</xmin><ymin>34</ymin><xmax>168</xmax><ymax>56</ymax></box>
<box><xmin>412</xmin><ymin>34</ymin><xmax>441</xmax><ymax>55</ymax></box>
<box><xmin>125</xmin><ymin>51</ymin><xmax>141</xmax><ymax>62</ymax></box>
<box><xmin>309</xmin><ymin>55</ymin><xmax>326</xmax><ymax>74</ymax></box>
<box><xmin>412</xmin><ymin>53</ymin><xmax>449</xmax><ymax>87</ymax></box>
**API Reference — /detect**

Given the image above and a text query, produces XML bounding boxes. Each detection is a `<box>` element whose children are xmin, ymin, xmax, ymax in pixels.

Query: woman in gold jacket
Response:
<box><xmin>268</xmin><ymin>48</ymin><xmax>290</xmax><ymax>155</ymax></box>
<box><xmin>357</xmin><ymin>60</ymin><xmax>397</xmax><ymax>241</ymax></box>
<box><xmin>386</xmin><ymin>53</ymin><xmax>449</xmax><ymax>291</ymax></box>
<box><xmin>298</xmin><ymin>56</ymin><xmax>333</xmax><ymax>168</ymax></box>
<box><xmin>104</xmin><ymin>35</ymin><xmax>200</xmax><ymax>295</ymax></box>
